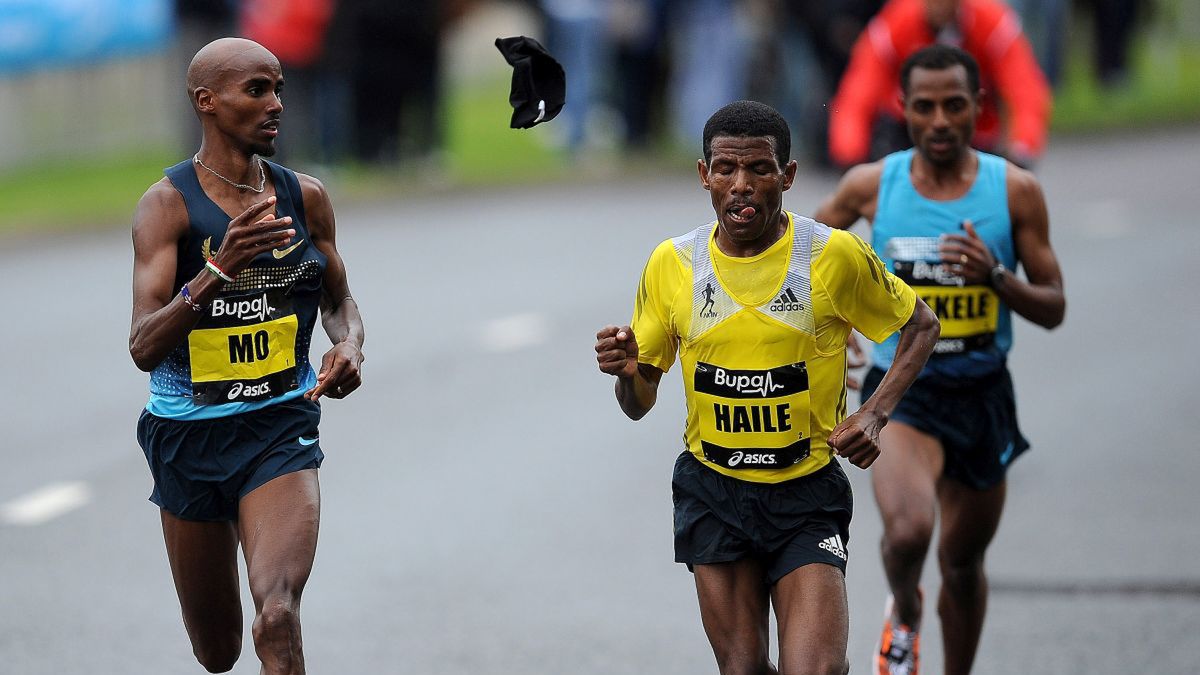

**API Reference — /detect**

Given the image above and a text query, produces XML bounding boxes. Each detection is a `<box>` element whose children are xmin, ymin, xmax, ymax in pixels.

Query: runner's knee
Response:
<box><xmin>881</xmin><ymin>513</ymin><xmax>934</xmax><ymax>561</ymax></box>
<box><xmin>252</xmin><ymin>594</ymin><xmax>301</xmax><ymax>647</ymax></box>
<box><xmin>938</xmin><ymin>550</ymin><xmax>986</xmax><ymax>593</ymax></box>
<box><xmin>711</xmin><ymin>637</ymin><xmax>772</xmax><ymax>675</ymax></box>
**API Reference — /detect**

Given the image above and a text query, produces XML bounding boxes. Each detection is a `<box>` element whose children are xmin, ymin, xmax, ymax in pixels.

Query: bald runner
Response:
<box><xmin>129</xmin><ymin>38</ymin><xmax>364</xmax><ymax>674</ymax></box>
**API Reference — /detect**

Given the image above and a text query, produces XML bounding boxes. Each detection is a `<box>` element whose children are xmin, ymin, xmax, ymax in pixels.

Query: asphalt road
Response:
<box><xmin>1</xmin><ymin>127</ymin><xmax>1198</xmax><ymax>674</ymax></box>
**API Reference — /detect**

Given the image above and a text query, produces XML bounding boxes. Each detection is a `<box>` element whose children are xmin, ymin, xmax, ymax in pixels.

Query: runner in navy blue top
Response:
<box><xmin>129</xmin><ymin>37</ymin><xmax>364</xmax><ymax>674</ymax></box>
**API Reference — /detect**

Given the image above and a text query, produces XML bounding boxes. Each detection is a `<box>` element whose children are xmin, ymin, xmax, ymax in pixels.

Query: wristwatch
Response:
<box><xmin>988</xmin><ymin>263</ymin><xmax>1007</xmax><ymax>289</ymax></box>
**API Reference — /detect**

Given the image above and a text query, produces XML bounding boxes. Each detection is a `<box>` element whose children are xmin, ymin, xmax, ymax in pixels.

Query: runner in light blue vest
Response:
<box><xmin>814</xmin><ymin>45</ymin><xmax>1065</xmax><ymax>675</ymax></box>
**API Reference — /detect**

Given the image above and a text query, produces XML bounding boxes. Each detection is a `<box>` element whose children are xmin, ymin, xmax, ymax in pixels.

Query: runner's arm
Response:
<box><xmin>858</xmin><ymin>298</ymin><xmax>939</xmax><ymax>420</ymax></box>
<box><xmin>999</xmin><ymin>168</ymin><xmax>1065</xmax><ymax>328</ymax></box>
<box><xmin>812</xmin><ymin>162</ymin><xmax>882</xmax><ymax>230</ymax></box>
<box><xmin>596</xmin><ymin>325</ymin><xmax>663</xmax><ymax>420</ymax></box>
<box><xmin>299</xmin><ymin>173</ymin><xmax>364</xmax><ymax>400</ymax></box>
<box><xmin>831</xmin><ymin>298</ymin><xmax>939</xmax><ymax>467</ymax></box>
<box><xmin>939</xmin><ymin>167</ymin><xmax>1065</xmax><ymax>328</ymax></box>
<box><xmin>617</xmin><ymin>364</ymin><xmax>664</xmax><ymax>421</ymax></box>
<box><xmin>829</xmin><ymin>22</ymin><xmax>894</xmax><ymax>168</ymax></box>
<box><xmin>986</xmin><ymin>13</ymin><xmax>1052</xmax><ymax>164</ymax></box>
<box><xmin>129</xmin><ymin>184</ymin><xmax>294</xmax><ymax>371</ymax></box>
<box><xmin>128</xmin><ymin>181</ymin><xmax>215</xmax><ymax>371</ymax></box>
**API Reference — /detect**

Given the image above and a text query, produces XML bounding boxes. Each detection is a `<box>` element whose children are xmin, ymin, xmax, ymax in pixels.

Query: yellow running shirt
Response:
<box><xmin>632</xmin><ymin>212</ymin><xmax>916</xmax><ymax>483</ymax></box>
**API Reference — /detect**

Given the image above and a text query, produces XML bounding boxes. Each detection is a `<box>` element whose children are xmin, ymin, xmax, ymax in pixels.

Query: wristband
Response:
<box><xmin>205</xmin><ymin>258</ymin><xmax>235</xmax><ymax>283</ymax></box>
<box><xmin>180</xmin><ymin>284</ymin><xmax>205</xmax><ymax>312</ymax></box>
<box><xmin>988</xmin><ymin>263</ymin><xmax>1007</xmax><ymax>289</ymax></box>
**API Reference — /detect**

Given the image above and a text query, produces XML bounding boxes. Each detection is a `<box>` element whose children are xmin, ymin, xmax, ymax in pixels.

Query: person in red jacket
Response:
<box><xmin>828</xmin><ymin>0</ymin><xmax>1051</xmax><ymax>168</ymax></box>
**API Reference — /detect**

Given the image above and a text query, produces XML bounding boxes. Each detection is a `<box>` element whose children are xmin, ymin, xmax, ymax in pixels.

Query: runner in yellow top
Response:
<box><xmin>595</xmin><ymin>100</ymin><xmax>940</xmax><ymax>675</ymax></box>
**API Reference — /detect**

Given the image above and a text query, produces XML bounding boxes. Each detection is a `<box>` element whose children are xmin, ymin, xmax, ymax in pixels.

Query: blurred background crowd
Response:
<box><xmin>0</xmin><ymin>0</ymin><xmax>1197</xmax><ymax>234</ymax></box>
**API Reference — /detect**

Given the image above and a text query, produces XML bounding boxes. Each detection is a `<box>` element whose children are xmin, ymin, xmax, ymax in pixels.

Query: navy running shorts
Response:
<box><xmin>672</xmin><ymin>451</ymin><xmax>853</xmax><ymax>584</ymax></box>
<box><xmin>138</xmin><ymin>399</ymin><xmax>323</xmax><ymax>521</ymax></box>
<box><xmin>861</xmin><ymin>365</ymin><xmax>1029</xmax><ymax>491</ymax></box>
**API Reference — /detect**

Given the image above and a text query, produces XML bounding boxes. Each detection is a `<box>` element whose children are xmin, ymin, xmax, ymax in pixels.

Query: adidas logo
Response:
<box><xmin>769</xmin><ymin>287</ymin><xmax>804</xmax><ymax>312</ymax></box>
<box><xmin>818</xmin><ymin>534</ymin><xmax>847</xmax><ymax>561</ymax></box>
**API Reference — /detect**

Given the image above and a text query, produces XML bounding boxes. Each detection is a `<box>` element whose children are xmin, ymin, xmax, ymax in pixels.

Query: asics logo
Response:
<box><xmin>728</xmin><ymin>451</ymin><xmax>777</xmax><ymax>467</ymax></box>
<box><xmin>227</xmin><ymin>381</ymin><xmax>271</xmax><ymax>399</ymax></box>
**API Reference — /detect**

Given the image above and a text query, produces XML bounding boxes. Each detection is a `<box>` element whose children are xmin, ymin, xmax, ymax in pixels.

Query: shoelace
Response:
<box><xmin>886</xmin><ymin>628</ymin><xmax>915</xmax><ymax>663</ymax></box>
<box><xmin>884</xmin><ymin>627</ymin><xmax>917</xmax><ymax>675</ymax></box>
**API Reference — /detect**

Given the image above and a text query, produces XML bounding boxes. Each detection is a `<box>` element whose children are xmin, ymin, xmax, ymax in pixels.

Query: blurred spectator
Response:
<box><xmin>320</xmin><ymin>0</ymin><xmax>470</xmax><ymax>165</ymax></box>
<box><xmin>540</xmin><ymin>0</ymin><xmax>671</xmax><ymax>153</ymax></box>
<box><xmin>239</xmin><ymin>0</ymin><xmax>335</xmax><ymax>165</ymax></box>
<box><xmin>667</xmin><ymin>0</ymin><xmax>750</xmax><ymax>143</ymax></box>
<box><xmin>769</xmin><ymin>0</ymin><xmax>885</xmax><ymax>165</ymax></box>
<box><xmin>828</xmin><ymin>0</ymin><xmax>1051</xmax><ymax>168</ymax></box>
<box><xmin>175</xmin><ymin>0</ymin><xmax>237</xmax><ymax>50</ymax></box>
<box><xmin>174</xmin><ymin>0</ymin><xmax>238</xmax><ymax>148</ymax></box>
<box><xmin>541</xmin><ymin>0</ymin><xmax>609</xmax><ymax>152</ymax></box>
<box><xmin>1006</xmin><ymin>0</ymin><xmax>1066</xmax><ymax>87</ymax></box>
<box><xmin>1089</xmin><ymin>0</ymin><xmax>1139</xmax><ymax>87</ymax></box>
<box><xmin>789</xmin><ymin>0</ymin><xmax>886</xmax><ymax>99</ymax></box>
<box><xmin>610</xmin><ymin>0</ymin><xmax>671</xmax><ymax>148</ymax></box>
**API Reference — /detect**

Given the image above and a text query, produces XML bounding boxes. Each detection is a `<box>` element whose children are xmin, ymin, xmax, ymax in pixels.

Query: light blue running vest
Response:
<box><xmin>871</xmin><ymin>149</ymin><xmax>1016</xmax><ymax>380</ymax></box>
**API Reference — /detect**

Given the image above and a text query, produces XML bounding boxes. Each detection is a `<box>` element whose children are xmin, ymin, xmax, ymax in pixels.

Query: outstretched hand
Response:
<box><xmin>938</xmin><ymin>219</ymin><xmax>996</xmax><ymax>285</ymax></box>
<box><xmin>595</xmin><ymin>325</ymin><xmax>639</xmax><ymax>379</ymax></box>
<box><xmin>212</xmin><ymin>196</ymin><xmax>296</xmax><ymax>276</ymax></box>
<box><xmin>304</xmin><ymin>341</ymin><xmax>363</xmax><ymax>401</ymax></box>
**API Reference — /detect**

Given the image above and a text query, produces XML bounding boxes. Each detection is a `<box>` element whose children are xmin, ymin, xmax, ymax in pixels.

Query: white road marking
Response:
<box><xmin>0</xmin><ymin>481</ymin><xmax>91</xmax><ymax>526</ymax></box>
<box><xmin>481</xmin><ymin>312</ymin><xmax>550</xmax><ymax>353</ymax></box>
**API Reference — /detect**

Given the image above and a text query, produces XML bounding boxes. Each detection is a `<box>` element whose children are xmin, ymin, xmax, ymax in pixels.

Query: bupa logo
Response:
<box><xmin>695</xmin><ymin>361</ymin><xmax>809</xmax><ymax>399</ymax></box>
<box><xmin>728</xmin><ymin>451</ymin><xmax>777</xmax><ymax>467</ymax></box>
<box><xmin>714</xmin><ymin>368</ymin><xmax>785</xmax><ymax>397</ymax></box>
<box><xmin>227</xmin><ymin>381</ymin><xmax>271</xmax><ymax>399</ymax></box>
<box><xmin>910</xmin><ymin>260</ymin><xmax>964</xmax><ymax>286</ymax></box>
<box><xmin>212</xmin><ymin>294</ymin><xmax>275</xmax><ymax>323</ymax></box>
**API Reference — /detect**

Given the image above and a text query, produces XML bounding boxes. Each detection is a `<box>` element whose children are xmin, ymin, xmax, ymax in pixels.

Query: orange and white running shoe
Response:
<box><xmin>874</xmin><ymin>594</ymin><xmax>920</xmax><ymax>675</ymax></box>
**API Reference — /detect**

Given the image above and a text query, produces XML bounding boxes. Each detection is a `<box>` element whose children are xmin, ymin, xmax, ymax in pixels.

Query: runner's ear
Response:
<box><xmin>494</xmin><ymin>36</ymin><xmax>566</xmax><ymax>129</ymax></box>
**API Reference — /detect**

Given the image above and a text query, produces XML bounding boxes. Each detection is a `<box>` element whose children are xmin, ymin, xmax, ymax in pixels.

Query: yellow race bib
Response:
<box><xmin>693</xmin><ymin>361</ymin><xmax>812</xmax><ymax>470</ymax></box>
<box><xmin>187</xmin><ymin>290</ymin><xmax>300</xmax><ymax>403</ymax></box>
<box><xmin>893</xmin><ymin>259</ymin><xmax>999</xmax><ymax>354</ymax></box>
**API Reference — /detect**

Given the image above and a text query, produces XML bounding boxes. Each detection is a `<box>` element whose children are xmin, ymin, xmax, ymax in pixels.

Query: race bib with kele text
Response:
<box><xmin>693</xmin><ymin>361</ymin><xmax>812</xmax><ymax>470</ymax></box>
<box><xmin>887</xmin><ymin>237</ymin><xmax>999</xmax><ymax>355</ymax></box>
<box><xmin>187</xmin><ymin>289</ymin><xmax>299</xmax><ymax>404</ymax></box>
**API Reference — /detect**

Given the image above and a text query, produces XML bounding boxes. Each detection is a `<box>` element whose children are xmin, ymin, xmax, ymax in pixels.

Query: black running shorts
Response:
<box><xmin>138</xmin><ymin>399</ymin><xmax>323</xmax><ymax>521</ymax></box>
<box><xmin>861</xmin><ymin>365</ymin><xmax>1029</xmax><ymax>490</ymax></box>
<box><xmin>672</xmin><ymin>451</ymin><xmax>853</xmax><ymax>584</ymax></box>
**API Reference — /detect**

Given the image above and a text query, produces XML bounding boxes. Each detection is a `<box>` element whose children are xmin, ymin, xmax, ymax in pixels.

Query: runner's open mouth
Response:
<box><xmin>727</xmin><ymin>205</ymin><xmax>757</xmax><ymax>223</ymax></box>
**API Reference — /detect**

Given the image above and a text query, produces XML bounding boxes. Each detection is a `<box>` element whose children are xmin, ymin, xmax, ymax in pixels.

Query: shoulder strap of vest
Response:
<box><xmin>264</xmin><ymin>160</ymin><xmax>308</xmax><ymax>229</ymax></box>
<box><xmin>751</xmin><ymin>213</ymin><xmax>816</xmax><ymax>335</ymax></box>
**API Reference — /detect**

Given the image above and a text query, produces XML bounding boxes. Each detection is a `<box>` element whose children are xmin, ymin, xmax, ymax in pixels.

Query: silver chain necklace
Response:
<box><xmin>193</xmin><ymin>154</ymin><xmax>266</xmax><ymax>193</ymax></box>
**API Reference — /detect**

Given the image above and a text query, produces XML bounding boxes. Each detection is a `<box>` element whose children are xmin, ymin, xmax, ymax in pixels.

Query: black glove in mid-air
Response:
<box><xmin>494</xmin><ymin>36</ymin><xmax>566</xmax><ymax>129</ymax></box>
